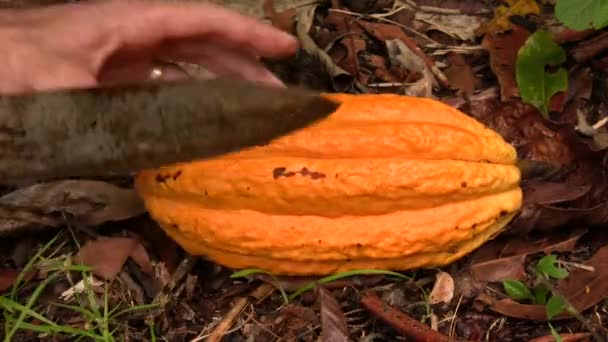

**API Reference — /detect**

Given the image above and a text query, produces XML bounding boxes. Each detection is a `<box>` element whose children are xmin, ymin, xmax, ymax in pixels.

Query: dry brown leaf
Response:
<box><xmin>295</xmin><ymin>5</ymin><xmax>355</xmax><ymax>91</ymax></box>
<box><xmin>480</xmin><ymin>243</ymin><xmax>608</xmax><ymax>321</ymax></box>
<box><xmin>386</xmin><ymin>39</ymin><xmax>434</xmax><ymax>97</ymax></box>
<box><xmin>358</xmin><ymin>20</ymin><xmax>448</xmax><ymax>87</ymax></box>
<box><xmin>74</xmin><ymin>237</ymin><xmax>154</xmax><ymax>281</ymax></box>
<box><xmin>0</xmin><ymin>268</ymin><xmax>20</xmax><ymax>292</ymax></box>
<box><xmin>263</xmin><ymin>0</ymin><xmax>296</xmax><ymax>33</ymax></box>
<box><xmin>444</xmin><ymin>52</ymin><xmax>477</xmax><ymax>96</ymax></box>
<box><xmin>414</xmin><ymin>11</ymin><xmax>483</xmax><ymax>42</ymax></box>
<box><xmin>470</xmin><ymin>229</ymin><xmax>586</xmax><ymax>282</ymax></box>
<box><xmin>482</xmin><ymin>25</ymin><xmax>531</xmax><ymax>101</ymax></box>
<box><xmin>0</xmin><ymin>180</ymin><xmax>145</xmax><ymax>235</ymax></box>
<box><xmin>477</xmin><ymin>0</ymin><xmax>541</xmax><ymax>35</ymax></box>
<box><xmin>429</xmin><ymin>271</ymin><xmax>455</xmax><ymax>305</ymax></box>
<box><xmin>317</xmin><ymin>287</ymin><xmax>349</xmax><ymax>342</ymax></box>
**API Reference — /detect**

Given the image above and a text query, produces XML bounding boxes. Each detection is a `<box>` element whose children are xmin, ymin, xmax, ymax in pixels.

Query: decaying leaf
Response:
<box><xmin>444</xmin><ymin>52</ymin><xmax>477</xmax><ymax>96</ymax></box>
<box><xmin>414</xmin><ymin>11</ymin><xmax>483</xmax><ymax>42</ymax></box>
<box><xmin>478</xmin><ymin>242</ymin><xmax>608</xmax><ymax>321</ymax></box>
<box><xmin>263</xmin><ymin>0</ymin><xmax>297</xmax><ymax>33</ymax></box>
<box><xmin>74</xmin><ymin>237</ymin><xmax>154</xmax><ymax>281</ymax></box>
<box><xmin>0</xmin><ymin>180</ymin><xmax>145</xmax><ymax>235</ymax></box>
<box><xmin>428</xmin><ymin>271</ymin><xmax>455</xmax><ymax>304</ymax></box>
<box><xmin>0</xmin><ymin>268</ymin><xmax>20</xmax><ymax>292</ymax></box>
<box><xmin>386</xmin><ymin>39</ymin><xmax>435</xmax><ymax>97</ymax></box>
<box><xmin>470</xmin><ymin>229</ymin><xmax>586</xmax><ymax>282</ymax></box>
<box><xmin>357</xmin><ymin>20</ymin><xmax>448</xmax><ymax>87</ymax></box>
<box><xmin>482</xmin><ymin>25</ymin><xmax>531</xmax><ymax>100</ymax></box>
<box><xmin>316</xmin><ymin>287</ymin><xmax>349</xmax><ymax>342</ymax></box>
<box><xmin>295</xmin><ymin>5</ymin><xmax>355</xmax><ymax>91</ymax></box>
<box><xmin>477</xmin><ymin>0</ymin><xmax>541</xmax><ymax>35</ymax></box>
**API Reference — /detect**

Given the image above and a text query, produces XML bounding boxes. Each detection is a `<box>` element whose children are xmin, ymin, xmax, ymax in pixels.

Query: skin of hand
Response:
<box><xmin>0</xmin><ymin>0</ymin><xmax>298</xmax><ymax>94</ymax></box>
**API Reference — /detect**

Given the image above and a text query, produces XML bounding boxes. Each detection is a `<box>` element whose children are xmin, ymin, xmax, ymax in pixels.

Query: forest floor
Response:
<box><xmin>2</xmin><ymin>0</ymin><xmax>608</xmax><ymax>341</ymax></box>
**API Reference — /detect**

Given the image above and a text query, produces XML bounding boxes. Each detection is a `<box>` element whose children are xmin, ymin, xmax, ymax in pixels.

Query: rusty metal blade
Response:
<box><xmin>0</xmin><ymin>78</ymin><xmax>340</xmax><ymax>184</ymax></box>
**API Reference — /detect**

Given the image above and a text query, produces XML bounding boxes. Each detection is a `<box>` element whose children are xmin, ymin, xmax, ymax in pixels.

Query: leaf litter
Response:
<box><xmin>3</xmin><ymin>0</ymin><xmax>608</xmax><ymax>341</ymax></box>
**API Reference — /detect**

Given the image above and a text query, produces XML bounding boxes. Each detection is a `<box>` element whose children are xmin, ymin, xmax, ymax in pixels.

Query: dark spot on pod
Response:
<box><xmin>461</xmin><ymin>182</ymin><xmax>467</xmax><ymax>188</ymax></box>
<box><xmin>155</xmin><ymin>173</ymin><xmax>170</xmax><ymax>183</ymax></box>
<box><xmin>310</xmin><ymin>171</ymin><xmax>326</xmax><ymax>180</ymax></box>
<box><xmin>273</xmin><ymin>167</ymin><xmax>286</xmax><ymax>179</ymax></box>
<box><xmin>499</xmin><ymin>210</ymin><xmax>508</xmax><ymax>217</ymax></box>
<box><xmin>356</xmin><ymin>243</ymin><xmax>362</xmax><ymax>248</ymax></box>
<box><xmin>173</xmin><ymin>170</ymin><xmax>182</xmax><ymax>180</ymax></box>
<box><xmin>273</xmin><ymin>166</ymin><xmax>326</xmax><ymax>180</ymax></box>
<box><xmin>318</xmin><ymin>240</ymin><xmax>322</xmax><ymax>244</ymax></box>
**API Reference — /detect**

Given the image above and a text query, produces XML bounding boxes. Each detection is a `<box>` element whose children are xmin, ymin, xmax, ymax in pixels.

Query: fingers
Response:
<box><xmin>159</xmin><ymin>40</ymin><xmax>285</xmax><ymax>87</ymax></box>
<box><xmin>91</xmin><ymin>0</ymin><xmax>298</xmax><ymax>59</ymax></box>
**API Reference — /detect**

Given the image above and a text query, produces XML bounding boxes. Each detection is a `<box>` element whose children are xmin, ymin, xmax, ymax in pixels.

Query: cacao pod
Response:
<box><xmin>135</xmin><ymin>93</ymin><xmax>522</xmax><ymax>275</ymax></box>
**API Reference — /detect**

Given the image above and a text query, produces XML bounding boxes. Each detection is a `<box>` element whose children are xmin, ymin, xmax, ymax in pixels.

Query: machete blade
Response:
<box><xmin>0</xmin><ymin>78</ymin><xmax>340</xmax><ymax>184</ymax></box>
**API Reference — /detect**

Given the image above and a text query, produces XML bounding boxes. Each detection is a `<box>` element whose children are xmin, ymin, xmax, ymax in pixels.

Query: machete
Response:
<box><xmin>0</xmin><ymin>78</ymin><xmax>340</xmax><ymax>185</ymax></box>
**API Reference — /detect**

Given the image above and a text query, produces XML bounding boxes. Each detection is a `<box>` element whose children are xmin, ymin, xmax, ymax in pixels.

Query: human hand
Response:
<box><xmin>0</xmin><ymin>0</ymin><xmax>297</xmax><ymax>94</ymax></box>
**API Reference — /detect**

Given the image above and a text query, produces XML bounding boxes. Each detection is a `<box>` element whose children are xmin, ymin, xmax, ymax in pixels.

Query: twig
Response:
<box><xmin>360</xmin><ymin>291</ymin><xmax>454</xmax><ymax>342</ymax></box>
<box><xmin>572</xmin><ymin>31</ymin><xmax>608</xmax><ymax>63</ymax></box>
<box><xmin>203</xmin><ymin>283</ymin><xmax>275</xmax><ymax>342</ymax></box>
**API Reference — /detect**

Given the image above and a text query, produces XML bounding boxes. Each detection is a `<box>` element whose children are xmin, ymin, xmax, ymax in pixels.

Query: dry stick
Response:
<box><xmin>204</xmin><ymin>283</ymin><xmax>275</xmax><ymax>342</ymax></box>
<box><xmin>572</xmin><ymin>31</ymin><xmax>608</xmax><ymax>63</ymax></box>
<box><xmin>360</xmin><ymin>291</ymin><xmax>454</xmax><ymax>342</ymax></box>
<box><xmin>0</xmin><ymin>78</ymin><xmax>337</xmax><ymax>185</ymax></box>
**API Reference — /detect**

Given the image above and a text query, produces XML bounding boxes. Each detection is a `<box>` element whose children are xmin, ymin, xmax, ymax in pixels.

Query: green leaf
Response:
<box><xmin>546</xmin><ymin>295</ymin><xmax>568</xmax><ymax>320</ymax></box>
<box><xmin>555</xmin><ymin>0</ymin><xmax>608</xmax><ymax>31</ymax></box>
<box><xmin>533</xmin><ymin>284</ymin><xmax>549</xmax><ymax>305</ymax></box>
<box><xmin>535</xmin><ymin>255</ymin><xmax>569</xmax><ymax>279</ymax></box>
<box><xmin>516</xmin><ymin>30</ymin><xmax>568</xmax><ymax>118</ymax></box>
<box><xmin>502</xmin><ymin>279</ymin><xmax>533</xmax><ymax>301</ymax></box>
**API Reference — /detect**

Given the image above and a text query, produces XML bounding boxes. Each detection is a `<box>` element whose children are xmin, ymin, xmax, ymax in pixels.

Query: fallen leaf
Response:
<box><xmin>295</xmin><ymin>5</ymin><xmax>355</xmax><ymax>91</ymax></box>
<box><xmin>368</xmin><ymin>54</ymin><xmax>401</xmax><ymax>83</ymax></box>
<box><xmin>0</xmin><ymin>268</ymin><xmax>20</xmax><ymax>292</ymax></box>
<box><xmin>317</xmin><ymin>287</ymin><xmax>349</xmax><ymax>342</ymax></box>
<box><xmin>263</xmin><ymin>0</ymin><xmax>297</xmax><ymax>33</ymax></box>
<box><xmin>470</xmin><ymin>254</ymin><xmax>527</xmax><ymax>282</ymax></box>
<box><xmin>480</xmin><ymin>243</ymin><xmax>608</xmax><ymax>321</ymax></box>
<box><xmin>0</xmin><ymin>180</ymin><xmax>145</xmax><ymax>235</ymax></box>
<box><xmin>444</xmin><ymin>52</ymin><xmax>477</xmax><ymax>96</ymax></box>
<box><xmin>477</xmin><ymin>0</ymin><xmax>541</xmax><ymax>35</ymax></box>
<box><xmin>516</xmin><ymin>30</ymin><xmax>569</xmax><ymax>117</ymax></box>
<box><xmin>482</xmin><ymin>25</ymin><xmax>531</xmax><ymax>100</ymax></box>
<box><xmin>522</xmin><ymin>181</ymin><xmax>591</xmax><ymax>205</ymax></box>
<box><xmin>414</xmin><ymin>11</ymin><xmax>483</xmax><ymax>42</ymax></box>
<box><xmin>470</xmin><ymin>229</ymin><xmax>586</xmax><ymax>282</ymax></box>
<box><xmin>357</xmin><ymin>20</ymin><xmax>448</xmax><ymax>87</ymax></box>
<box><xmin>74</xmin><ymin>237</ymin><xmax>154</xmax><ymax>281</ymax></box>
<box><xmin>429</xmin><ymin>271</ymin><xmax>455</xmax><ymax>305</ymax></box>
<box><xmin>386</xmin><ymin>39</ymin><xmax>435</xmax><ymax>97</ymax></box>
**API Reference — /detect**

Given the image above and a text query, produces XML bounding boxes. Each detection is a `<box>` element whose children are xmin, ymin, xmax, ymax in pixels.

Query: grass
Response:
<box><xmin>0</xmin><ymin>232</ymin><xmax>159</xmax><ymax>341</ymax></box>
